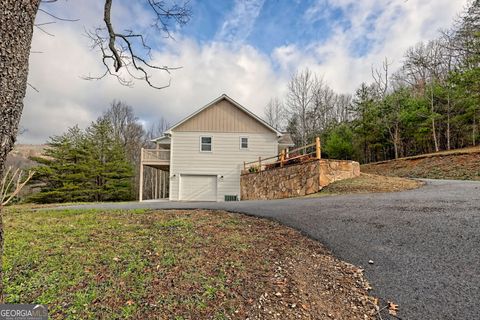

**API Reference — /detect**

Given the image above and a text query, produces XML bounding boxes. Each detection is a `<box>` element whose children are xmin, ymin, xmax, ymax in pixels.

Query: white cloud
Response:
<box><xmin>20</xmin><ymin>25</ymin><xmax>284</xmax><ymax>143</ymax></box>
<box><xmin>18</xmin><ymin>0</ymin><xmax>467</xmax><ymax>143</ymax></box>
<box><xmin>215</xmin><ymin>0</ymin><xmax>266</xmax><ymax>43</ymax></box>
<box><xmin>273</xmin><ymin>0</ymin><xmax>466</xmax><ymax>93</ymax></box>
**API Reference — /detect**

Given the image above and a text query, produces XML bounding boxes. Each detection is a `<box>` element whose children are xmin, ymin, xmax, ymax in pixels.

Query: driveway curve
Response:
<box><xmin>59</xmin><ymin>179</ymin><xmax>480</xmax><ymax>319</ymax></box>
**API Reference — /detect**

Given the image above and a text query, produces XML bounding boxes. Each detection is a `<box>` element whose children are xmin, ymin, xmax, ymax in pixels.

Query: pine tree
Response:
<box><xmin>85</xmin><ymin>119</ymin><xmax>133</xmax><ymax>202</ymax></box>
<box><xmin>30</xmin><ymin>121</ymin><xmax>134</xmax><ymax>203</ymax></box>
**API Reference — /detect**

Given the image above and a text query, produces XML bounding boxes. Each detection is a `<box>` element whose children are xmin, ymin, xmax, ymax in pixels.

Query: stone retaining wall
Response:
<box><xmin>240</xmin><ymin>159</ymin><xmax>360</xmax><ymax>200</ymax></box>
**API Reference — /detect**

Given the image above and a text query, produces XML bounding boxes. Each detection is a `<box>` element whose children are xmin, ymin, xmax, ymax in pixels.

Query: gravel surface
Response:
<box><xmin>58</xmin><ymin>179</ymin><xmax>480</xmax><ymax>319</ymax></box>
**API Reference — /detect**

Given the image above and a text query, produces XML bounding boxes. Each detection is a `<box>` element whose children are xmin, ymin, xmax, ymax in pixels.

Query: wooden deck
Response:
<box><xmin>139</xmin><ymin>148</ymin><xmax>170</xmax><ymax>201</ymax></box>
<box><xmin>141</xmin><ymin>148</ymin><xmax>170</xmax><ymax>169</ymax></box>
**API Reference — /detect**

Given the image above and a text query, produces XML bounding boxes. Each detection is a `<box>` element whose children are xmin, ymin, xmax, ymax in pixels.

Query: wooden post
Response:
<box><xmin>244</xmin><ymin>161</ymin><xmax>246</xmax><ymax>171</ymax></box>
<box><xmin>154</xmin><ymin>168</ymin><xmax>158</xmax><ymax>199</ymax></box>
<box><xmin>316</xmin><ymin>137</ymin><xmax>321</xmax><ymax>159</ymax></box>
<box><xmin>258</xmin><ymin>156</ymin><xmax>262</xmax><ymax>171</ymax></box>
<box><xmin>162</xmin><ymin>170</ymin><xmax>166</xmax><ymax>198</ymax></box>
<box><xmin>280</xmin><ymin>149</ymin><xmax>285</xmax><ymax>167</ymax></box>
<box><xmin>139</xmin><ymin>148</ymin><xmax>144</xmax><ymax>201</ymax></box>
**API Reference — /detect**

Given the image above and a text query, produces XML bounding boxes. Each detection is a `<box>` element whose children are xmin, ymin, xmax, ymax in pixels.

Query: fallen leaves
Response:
<box><xmin>388</xmin><ymin>301</ymin><xmax>399</xmax><ymax>316</ymax></box>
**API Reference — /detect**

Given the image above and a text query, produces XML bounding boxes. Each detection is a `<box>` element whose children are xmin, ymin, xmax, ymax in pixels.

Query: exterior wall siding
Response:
<box><xmin>169</xmin><ymin>131</ymin><xmax>278</xmax><ymax>201</ymax></box>
<box><xmin>174</xmin><ymin>99</ymin><xmax>273</xmax><ymax>134</ymax></box>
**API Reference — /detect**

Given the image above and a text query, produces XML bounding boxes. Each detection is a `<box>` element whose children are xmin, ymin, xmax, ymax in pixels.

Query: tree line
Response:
<box><xmin>29</xmin><ymin>101</ymin><xmax>168</xmax><ymax>203</ymax></box>
<box><xmin>265</xmin><ymin>1</ymin><xmax>480</xmax><ymax>163</ymax></box>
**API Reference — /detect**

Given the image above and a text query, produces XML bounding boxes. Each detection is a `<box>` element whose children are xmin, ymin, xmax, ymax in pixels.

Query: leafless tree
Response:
<box><xmin>102</xmin><ymin>101</ymin><xmax>145</xmax><ymax>158</ymax></box>
<box><xmin>100</xmin><ymin>101</ymin><xmax>146</xmax><ymax>198</ymax></box>
<box><xmin>441</xmin><ymin>1</ymin><xmax>480</xmax><ymax>148</ymax></box>
<box><xmin>286</xmin><ymin>68</ymin><xmax>317</xmax><ymax>146</ymax></box>
<box><xmin>146</xmin><ymin>118</ymin><xmax>170</xmax><ymax>144</ymax></box>
<box><xmin>442</xmin><ymin>0</ymin><xmax>480</xmax><ymax>67</ymax></box>
<box><xmin>396</xmin><ymin>41</ymin><xmax>448</xmax><ymax>152</ymax></box>
<box><xmin>371</xmin><ymin>58</ymin><xmax>403</xmax><ymax>159</ymax></box>
<box><xmin>0</xmin><ymin>167</ymin><xmax>35</xmax><ymax>206</ymax></box>
<box><xmin>310</xmin><ymin>77</ymin><xmax>336</xmax><ymax>132</ymax></box>
<box><xmin>0</xmin><ymin>0</ymin><xmax>191</xmax><ymax>295</ymax></box>
<box><xmin>372</xmin><ymin>57</ymin><xmax>391</xmax><ymax>99</ymax></box>
<box><xmin>333</xmin><ymin>94</ymin><xmax>353</xmax><ymax>123</ymax></box>
<box><xmin>264</xmin><ymin>97</ymin><xmax>286</xmax><ymax>130</ymax></box>
<box><xmin>285</xmin><ymin>68</ymin><xmax>353</xmax><ymax>144</ymax></box>
<box><xmin>84</xmin><ymin>0</ymin><xmax>190</xmax><ymax>89</ymax></box>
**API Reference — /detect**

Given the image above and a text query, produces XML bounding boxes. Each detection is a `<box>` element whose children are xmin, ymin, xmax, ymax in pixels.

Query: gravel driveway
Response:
<box><xmin>59</xmin><ymin>179</ymin><xmax>480</xmax><ymax>319</ymax></box>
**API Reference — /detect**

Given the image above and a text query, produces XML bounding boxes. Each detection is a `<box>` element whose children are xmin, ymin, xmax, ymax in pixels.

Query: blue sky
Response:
<box><xmin>181</xmin><ymin>0</ymin><xmax>399</xmax><ymax>57</ymax></box>
<box><xmin>183</xmin><ymin>0</ymin><xmax>349</xmax><ymax>53</ymax></box>
<box><xmin>19</xmin><ymin>0</ymin><xmax>467</xmax><ymax>144</ymax></box>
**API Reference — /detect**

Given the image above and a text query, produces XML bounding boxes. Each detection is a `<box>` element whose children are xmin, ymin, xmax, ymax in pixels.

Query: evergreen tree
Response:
<box><xmin>30</xmin><ymin>120</ymin><xmax>133</xmax><ymax>203</ymax></box>
<box><xmin>85</xmin><ymin>119</ymin><xmax>133</xmax><ymax>202</ymax></box>
<box><xmin>323</xmin><ymin>124</ymin><xmax>355</xmax><ymax>160</ymax></box>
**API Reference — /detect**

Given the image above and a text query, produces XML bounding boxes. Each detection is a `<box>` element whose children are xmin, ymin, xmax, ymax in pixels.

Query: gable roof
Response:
<box><xmin>278</xmin><ymin>133</ymin><xmax>295</xmax><ymax>147</ymax></box>
<box><xmin>164</xmin><ymin>94</ymin><xmax>282</xmax><ymax>136</ymax></box>
<box><xmin>150</xmin><ymin>135</ymin><xmax>171</xmax><ymax>143</ymax></box>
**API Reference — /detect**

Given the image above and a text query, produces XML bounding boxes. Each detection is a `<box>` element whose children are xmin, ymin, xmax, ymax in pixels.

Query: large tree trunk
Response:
<box><xmin>0</xmin><ymin>0</ymin><xmax>41</xmax><ymax>297</ymax></box>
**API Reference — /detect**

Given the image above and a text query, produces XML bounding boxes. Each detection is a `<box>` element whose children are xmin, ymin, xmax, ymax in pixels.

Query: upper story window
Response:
<box><xmin>240</xmin><ymin>137</ymin><xmax>248</xmax><ymax>149</ymax></box>
<box><xmin>200</xmin><ymin>136</ymin><xmax>212</xmax><ymax>152</ymax></box>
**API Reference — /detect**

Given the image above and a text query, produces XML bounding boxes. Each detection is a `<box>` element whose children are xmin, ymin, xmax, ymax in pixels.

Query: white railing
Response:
<box><xmin>142</xmin><ymin>148</ymin><xmax>170</xmax><ymax>162</ymax></box>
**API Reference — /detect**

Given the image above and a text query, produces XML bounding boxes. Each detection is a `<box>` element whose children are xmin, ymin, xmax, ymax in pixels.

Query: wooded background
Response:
<box><xmin>265</xmin><ymin>1</ymin><xmax>479</xmax><ymax>163</ymax></box>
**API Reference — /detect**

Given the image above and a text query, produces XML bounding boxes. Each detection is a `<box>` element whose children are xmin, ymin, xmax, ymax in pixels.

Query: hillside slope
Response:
<box><xmin>6</xmin><ymin>144</ymin><xmax>47</xmax><ymax>169</ymax></box>
<box><xmin>362</xmin><ymin>147</ymin><xmax>480</xmax><ymax>181</ymax></box>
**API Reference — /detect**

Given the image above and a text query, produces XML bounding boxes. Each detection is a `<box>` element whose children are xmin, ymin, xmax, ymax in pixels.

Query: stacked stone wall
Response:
<box><xmin>240</xmin><ymin>159</ymin><xmax>360</xmax><ymax>200</ymax></box>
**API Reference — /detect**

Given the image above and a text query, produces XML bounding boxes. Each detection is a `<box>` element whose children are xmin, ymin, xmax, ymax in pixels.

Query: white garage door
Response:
<box><xmin>180</xmin><ymin>175</ymin><xmax>217</xmax><ymax>201</ymax></box>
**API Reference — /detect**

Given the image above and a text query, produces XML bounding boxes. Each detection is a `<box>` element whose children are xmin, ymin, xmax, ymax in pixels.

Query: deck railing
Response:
<box><xmin>243</xmin><ymin>137</ymin><xmax>321</xmax><ymax>173</ymax></box>
<box><xmin>141</xmin><ymin>148</ymin><xmax>170</xmax><ymax>162</ymax></box>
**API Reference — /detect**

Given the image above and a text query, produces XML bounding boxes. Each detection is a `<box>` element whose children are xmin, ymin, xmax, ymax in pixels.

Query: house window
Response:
<box><xmin>200</xmin><ymin>136</ymin><xmax>212</xmax><ymax>152</ymax></box>
<box><xmin>240</xmin><ymin>137</ymin><xmax>248</xmax><ymax>149</ymax></box>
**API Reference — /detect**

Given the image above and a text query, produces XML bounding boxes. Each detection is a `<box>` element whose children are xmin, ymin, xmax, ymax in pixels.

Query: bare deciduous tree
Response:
<box><xmin>0</xmin><ymin>0</ymin><xmax>191</xmax><ymax>295</ymax></box>
<box><xmin>334</xmin><ymin>94</ymin><xmax>353</xmax><ymax>123</ymax></box>
<box><xmin>311</xmin><ymin>77</ymin><xmax>336</xmax><ymax>132</ymax></box>
<box><xmin>85</xmin><ymin>0</ymin><xmax>190</xmax><ymax>89</ymax></box>
<box><xmin>398</xmin><ymin>41</ymin><xmax>450</xmax><ymax>152</ymax></box>
<box><xmin>264</xmin><ymin>97</ymin><xmax>286</xmax><ymax>130</ymax></box>
<box><xmin>283</xmin><ymin>68</ymin><xmax>354</xmax><ymax>146</ymax></box>
<box><xmin>372</xmin><ymin>57</ymin><xmax>391</xmax><ymax>99</ymax></box>
<box><xmin>286</xmin><ymin>68</ymin><xmax>317</xmax><ymax>146</ymax></box>
<box><xmin>101</xmin><ymin>101</ymin><xmax>146</xmax><ymax>198</ymax></box>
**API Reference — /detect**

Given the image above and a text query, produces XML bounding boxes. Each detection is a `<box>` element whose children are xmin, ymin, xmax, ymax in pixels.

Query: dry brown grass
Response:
<box><xmin>362</xmin><ymin>148</ymin><xmax>480</xmax><ymax>181</ymax></box>
<box><xmin>305</xmin><ymin>173</ymin><xmax>422</xmax><ymax>198</ymax></box>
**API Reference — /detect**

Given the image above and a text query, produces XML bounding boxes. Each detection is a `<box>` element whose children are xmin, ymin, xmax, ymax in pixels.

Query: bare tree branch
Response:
<box><xmin>34</xmin><ymin>24</ymin><xmax>55</xmax><ymax>37</ymax></box>
<box><xmin>37</xmin><ymin>8</ymin><xmax>79</xmax><ymax>22</ymax></box>
<box><xmin>27</xmin><ymin>82</ymin><xmax>40</xmax><ymax>92</ymax></box>
<box><xmin>0</xmin><ymin>167</ymin><xmax>35</xmax><ymax>206</ymax></box>
<box><xmin>85</xmin><ymin>0</ymin><xmax>191</xmax><ymax>89</ymax></box>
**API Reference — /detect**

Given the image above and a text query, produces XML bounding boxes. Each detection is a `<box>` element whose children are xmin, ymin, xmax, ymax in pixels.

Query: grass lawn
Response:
<box><xmin>3</xmin><ymin>207</ymin><xmax>377</xmax><ymax>319</ymax></box>
<box><xmin>305</xmin><ymin>173</ymin><xmax>423</xmax><ymax>198</ymax></box>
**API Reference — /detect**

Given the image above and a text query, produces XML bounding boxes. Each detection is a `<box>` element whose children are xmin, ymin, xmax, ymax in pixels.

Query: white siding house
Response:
<box><xmin>139</xmin><ymin>94</ymin><xmax>294</xmax><ymax>202</ymax></box>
